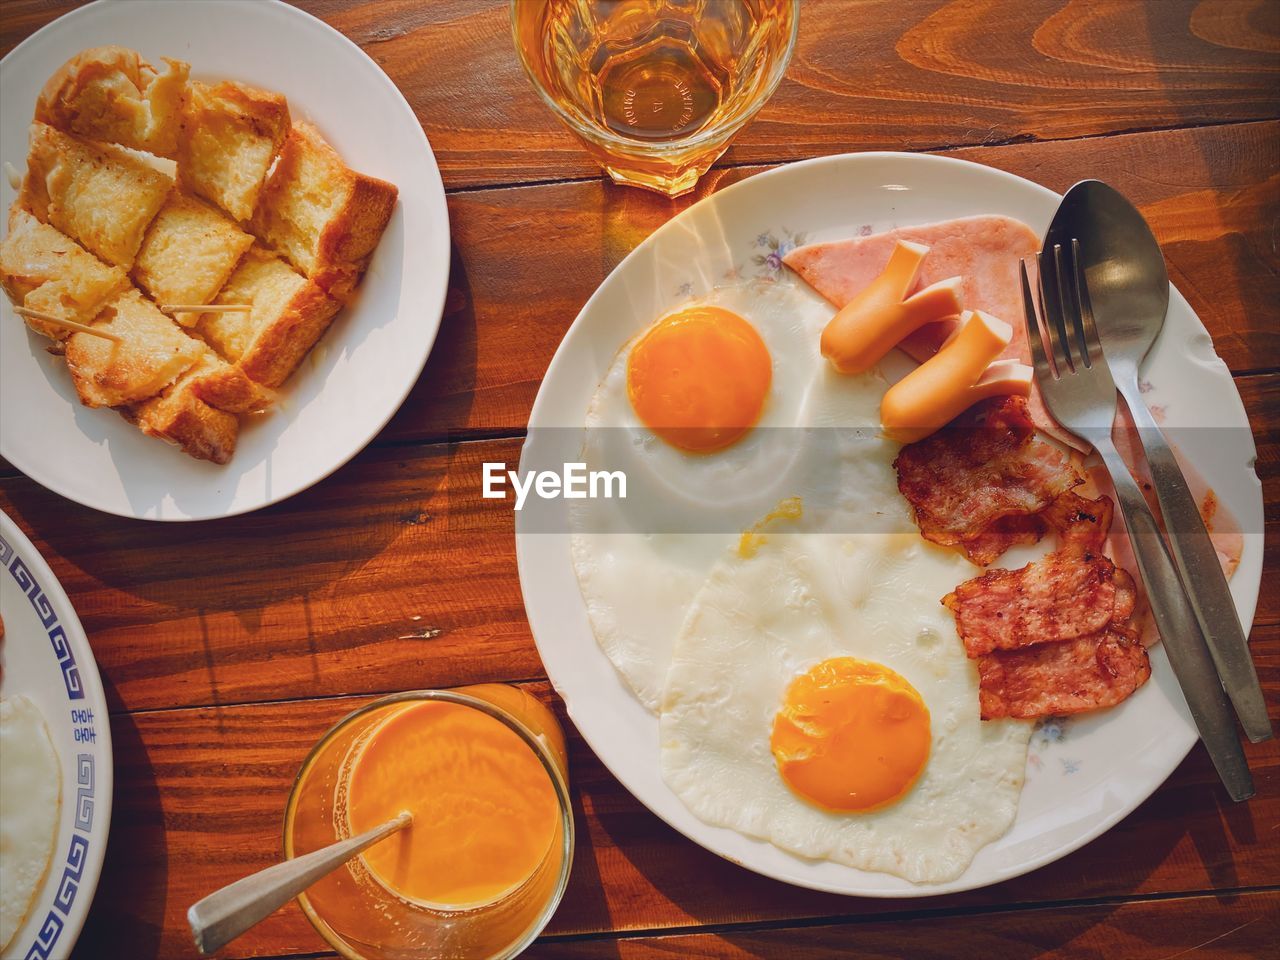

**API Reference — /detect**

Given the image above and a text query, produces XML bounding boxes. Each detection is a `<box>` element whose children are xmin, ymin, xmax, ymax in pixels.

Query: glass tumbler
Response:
<box><xmin>512</xmin><ymin>0</ymin><xmax>799</xmax><ymax>197</ymax></box>
<box><xmin>284</xmin><ymin>686</ymin><xmax>573</xmax><ymax>960</ymax></box>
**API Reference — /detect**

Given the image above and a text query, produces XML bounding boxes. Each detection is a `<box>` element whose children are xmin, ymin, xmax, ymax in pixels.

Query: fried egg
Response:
<box><xmin>570</xmin><ymin>280</ymin><xmax>908</xmax><ymax>709</ymax></box>
<box><xmin>0</xmin><ymin>695</ymin><xmax>61</xmax><ymax>951</ymax></box>
<box><xmin>659</xmin><ymin>526</ymin><xmax>1031</xmax><ymax>883</ymax></box>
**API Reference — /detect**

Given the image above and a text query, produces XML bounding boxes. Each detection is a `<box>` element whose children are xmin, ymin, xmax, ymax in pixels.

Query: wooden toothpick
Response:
<box><xmin>162</xmin><ymin>303</ymin><xmax>252</xmax><ymax>314</ymax></box>
<box><xmin>14</xmin><ymin>306</ymin><xmax>122</xmax><ymax>343</ymax></box>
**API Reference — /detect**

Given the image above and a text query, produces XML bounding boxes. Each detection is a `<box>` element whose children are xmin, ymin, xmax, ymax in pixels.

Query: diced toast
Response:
<box><xmin>196</xmin><ymin>245</ymin><xmax>340</xmax><ymax>388</ymax></box>
<box><xmin>1</xmin><ymin>207</ymin><xmax>129</xmax><ymax>338</ymax></box>
<box><xmin>177</xmin><ymin>81</ymin><xmax>290</xmax><ymax>222</ymax></box>
<box><xmin>126</xmin><ymin>354</ymin><xmax>240</xmax><ymax>465</ymax></box>
<box><xmin>249</xmin><ymin>121</ymin><xmax>397</xmax><ymax>301</ymax></box>
<box><xmin>188</xmin><ymin>354</ymin><xmax>275</xmax><ymax>414</ymax></box>
<box><xmin>20</xmin><ymin>122</ymin><xmax>173</xmax><ymax>267</ymax></box>
<box><xmin>64</xmin><ymin>289</ymin><xmax>204</xmax><ymax>407</ymax></box>
<box><xmin>133</xmin><ymin>191</ymin><xmax>253</xmax><ymax>322</ymax></box>
<box><xmin>35</xmin><ymin>46</ymin><xmax>189</xmax><ymax>158</ymax></box>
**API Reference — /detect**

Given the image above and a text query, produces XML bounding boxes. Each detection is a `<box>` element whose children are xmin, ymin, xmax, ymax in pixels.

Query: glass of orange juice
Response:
<box><xmin>512</xmin><ymin>0</ymin><xmax>799</xmax><ymax>197</ymax></box>
<box><xmin>284</xmin><ymin>685</ymin><xmax>573</xmax><ymax>959</ymax></box>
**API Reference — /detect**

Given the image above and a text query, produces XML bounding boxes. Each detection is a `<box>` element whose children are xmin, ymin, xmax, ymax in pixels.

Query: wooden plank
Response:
<box><xmin>321</xmin><ymin>0</ymin><xmax>1280</xmax><ymax>188</ymax></box>
<box><xmin>0</xmin><ymin>437</ymin><xmax>536</xmax><ymax>713</ymax></box>
<box><xmin>527</xmin><ymin>890</ymin><xmax>1280</xmax><ymax>959</ymax></box>
<box><xmin>0</xmin><ymin>372</ymin><xmax>1273</xmax><ymax>714</ymax></box>
<box><xmin>6</xmin><ymin>1</ymin><xmax>1275</xmax><ymax>189</ymax></box>
<box><xmin>389</xmin><ymin>120</ymin><xmax>1279</xmax><ymax>442</ymax></box>
<box><xmin>71</xmin><ymin>682</ymin><xmax>1280</xmax><ymax>959</ymax></box>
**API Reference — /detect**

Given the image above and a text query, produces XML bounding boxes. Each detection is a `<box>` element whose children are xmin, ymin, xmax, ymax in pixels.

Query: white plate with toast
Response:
<box><xmin>517</xmin><ymin>152</ymin><xmax>1264</xmax><ymax>896</ymax></box>
<box><xmin>0</xmin><ymin>0</ymin><xmax>450</xmax><ymax>520</ymax></box>
<box><xmin>0</xmin><ymin>508</ymin><xmax>113</xmax><ymax>959</ymax></box>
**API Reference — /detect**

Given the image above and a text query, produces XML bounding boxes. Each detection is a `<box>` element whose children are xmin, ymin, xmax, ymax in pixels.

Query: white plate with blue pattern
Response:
<box><xmin>0</xmin><ymin>509</ymin><xmax>112</xmax><ymax>959</ymax></box>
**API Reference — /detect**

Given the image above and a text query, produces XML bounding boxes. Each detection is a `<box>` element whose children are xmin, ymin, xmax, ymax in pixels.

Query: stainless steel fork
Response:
<box><xmin>1020</xmin><ymin>242</ymin><xmax>1253</xmax><ymax>801</ymax></box>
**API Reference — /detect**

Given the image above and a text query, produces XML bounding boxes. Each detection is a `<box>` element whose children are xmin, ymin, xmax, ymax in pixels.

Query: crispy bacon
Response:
<box><xmin>958</xmin><ymin>514</ymin><xmax>1046</xmax><ymax>568</ymax></box>
<box><xmin>944</xmin><ymin>553</ymin><xmax>1119</xmax><ymax>657</ymax></box>
<box><xmin>1112</xmin><ymin>567</ymin><xmax>1136</xmax><ymax>623</ymax></box>
<box><xmin>942</xmin><ymin>481</ymin><xmax>1149</xmax><ymax>718</ymax></box>
<box><xmin>976</xmin><ymin>628</ymin><xmax>1151</xmax><ymax>720</ymax></box>
<box><xmin>1044</xmin><ymin>490</ymin><xmax>1114</xmax><ymax>553</ymax></box>
<box><xmin>894</xmin><ymin>396</ymin><xmax>1083</xmax><ymax>565</ymax></box>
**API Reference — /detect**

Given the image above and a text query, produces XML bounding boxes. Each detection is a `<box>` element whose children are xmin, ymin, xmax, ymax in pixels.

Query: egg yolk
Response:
<box><xmin>626</xmin><ymin>306</ymin><xmax>772</xmax><ymax>453</ymax></box>
<box><xmin>771</xmin><ymin>657</ymin><xmax>931</xmax><ymax>812</ymax></box>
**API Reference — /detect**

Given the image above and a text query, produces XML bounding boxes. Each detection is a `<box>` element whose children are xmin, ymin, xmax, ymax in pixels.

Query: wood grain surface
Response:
<box><xmin>525</xmin><ymin>890</ymin><xmax>1280</xmax><ymax>959</ymax></box>
<box><xmin>0</xmin><ymin>1</ymin><xmax>1275</xmax><ymax>959</ymax></box>
<box><xmin>7</xmin><ymin>0</ymin><xmax>1276</xmax><ymax>189</ymax></box>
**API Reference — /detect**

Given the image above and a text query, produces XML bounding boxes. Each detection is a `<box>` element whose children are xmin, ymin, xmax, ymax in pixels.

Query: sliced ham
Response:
<box><xmin>1106</xmin><ymin>414</ymin><xmax>1244</xmax><ymax>579</ymax></box>
<box><xmin>784</xmin><ymin>215</ymin><xmax>1081</xmax><ymax>448</ymax></box>
<box><xmin>1081</xmin><ymin>450</ymin><xmax>1243</xmax><ymax>652</ymax></box>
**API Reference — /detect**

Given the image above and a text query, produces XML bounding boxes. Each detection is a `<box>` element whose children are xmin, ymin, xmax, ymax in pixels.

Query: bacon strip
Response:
<box><xmin>942</xmin><ymin>487</ymin><xmax>1151</xmax><ymax>719</ymax></box>
<box><xmin>944</xmin><ymin>553</ymin><xmax>1119</xmax><ymax>657</ymax></box>
<box><xmin>959</xmin><ymin>514</ymin><xmax>1046</xmax><ymax>568</ymax></box>
<box><xmin>895</xmin><ymin>395</ymin><xmax>1083</xmax><ymax>564</ymax></box>
<box><xmin>1043</xmin><ymin>489</ymin><xmax>1114</xmax><ymax>553</ymax></box>
<box><xmin>977</xmin><ymin>628</ymin><xmax>1151</xmax><ymax>720</ymax></box>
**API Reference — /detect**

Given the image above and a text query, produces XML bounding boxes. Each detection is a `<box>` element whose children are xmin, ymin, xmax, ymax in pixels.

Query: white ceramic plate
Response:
<box><xmin>516</xmin><ymin>152</ymin><xmax>1264</xmax><ymax>896</ymax></box>
<box><xmin>0</xmin><ymin>0</ymin><xmax>450</xmax><ymax>521</ymax></box>
<box><xmin>0</xmin><ymin>509</ymin><xmax>113</xmax><ymax>958</ymax></box>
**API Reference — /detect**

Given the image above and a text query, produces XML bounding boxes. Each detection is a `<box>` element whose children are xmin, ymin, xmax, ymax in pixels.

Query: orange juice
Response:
<box><xmin>345</xmin><ymin>700</ymin><xmax>561</xmax><ymax>909</ymax></box>
<box><xmin>284</xmin><ymin>688</ymin><xmax>572</xmax><ymax>960</ymax></box>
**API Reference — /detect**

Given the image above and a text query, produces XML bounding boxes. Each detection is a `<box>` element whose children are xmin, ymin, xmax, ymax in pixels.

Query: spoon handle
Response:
<box><xmin>188</xmin><ymin>812</ymin><xmax>411</xmax><ymax>956</ymax></box>
<box><xmin>1117</xmin><ymin>380</ymin><xmax>1273</xmax><ymax>743</ymax></box>
<box><xmin>1092</xmin><ymin>434</ymin><xmax>1253</xmax><ymax>801</ymax></box>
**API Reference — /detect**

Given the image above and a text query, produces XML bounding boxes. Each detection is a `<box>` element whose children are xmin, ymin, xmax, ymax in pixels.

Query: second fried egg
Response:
<box><xmin>659</xmin><ymin>526</ymin><xmax>1031</xmax><ymax>883</ymax></box>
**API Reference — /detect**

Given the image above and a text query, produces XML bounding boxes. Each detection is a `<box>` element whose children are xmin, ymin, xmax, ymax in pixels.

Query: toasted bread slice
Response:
<box><xmin>35</xmin><ymin>46</ymin><xmax>189</xmax><ymax>158</ymax></box>
<box><xmin>126</xmin><ymin>354</ymin><xmax>240</xmax><ymax>464</ymax></box>
<box><xmin>249</xmin><ymin>121</ymin><xmax>396</xmax><ymax>301</ymax></box>
<box><xmin>64</xmin><ymin>289</ymin><xmax>204</xmax><ymax>407</ymax></box>
<box><xmin>196</xmin><ymin>245</ymin><xmax>340</xmax><ymax>388</ymax></box>
<box><xmin>133</xmin><ymin>191</ymin><xmax>253</xmax><ymax>323</ymax></box>
<box><xmin>20</xmin><ymin>123</ymin><xmax>173</xmax><ymax>267</ymax></box>
<box><xmin>1</xmin><ymin>207</ymin><xmax>129</xmax><ymax>338</ymax></box>
<box><xmin>177</xmin><ymin>81</ymin><xmax>290</xmax><ymax>222</ymax></box>
<box><xmin>188</xmin><ymin>354</ymin><xmax>275</xmax><ymax>414</ymax></box>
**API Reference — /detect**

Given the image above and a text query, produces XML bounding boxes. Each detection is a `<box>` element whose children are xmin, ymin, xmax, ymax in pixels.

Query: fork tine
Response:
<box><xmin>1035</xmin><ymin>249</ymin><xmax>1070</xmax><ymax>376</ymax></box>
<box><xmin>1019</xmin><ymin>259</ymin><xmax>1054</xmax><ymax>381</ymax></box>
<box><xmin>1071</xmin><ymin>238</ymin><xmax>1104</xmax><ymax>368</ymax></box>
<box><xmin>1058</xmin><ymin>240</ymin><xmax>1090</xmax><ymax>367</ymax></box>
<box><xmin>1050</xmin><ymin>242</ymin><xmax>1079</xmax><ymax>373</ymax></box>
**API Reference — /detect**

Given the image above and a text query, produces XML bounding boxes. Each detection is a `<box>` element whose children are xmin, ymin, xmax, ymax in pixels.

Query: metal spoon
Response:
<box><xmin>1046</xmin><ymin>180</ymin><xmax>1272</xmax><ymax>743</ymax></box>
<box><xmin>188</xmin><ymin>811</ymin><xmax>412</xmax><ymax>956</ymax></box>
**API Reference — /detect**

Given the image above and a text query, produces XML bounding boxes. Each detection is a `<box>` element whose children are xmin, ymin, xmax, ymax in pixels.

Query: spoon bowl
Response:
<box><xmin>1046</xmin><ymin>179</ymin><xmax>1170</xmax><ymax>372</ymax></box>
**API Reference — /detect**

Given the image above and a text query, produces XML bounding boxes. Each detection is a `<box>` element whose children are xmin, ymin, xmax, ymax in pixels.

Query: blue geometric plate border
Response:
<box><xmin>0</xmin><ymin>528</ymin><xmax>104</xmax><ymax>960</ymax></box>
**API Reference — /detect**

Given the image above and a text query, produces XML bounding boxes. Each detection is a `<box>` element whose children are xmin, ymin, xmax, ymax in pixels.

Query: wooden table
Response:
<box><xmin>2</xmin><ymin>1</ymin><xmax>1277</xmax><ymax>957</ymax></box>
